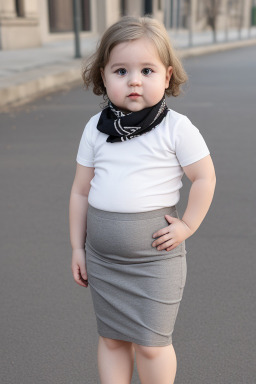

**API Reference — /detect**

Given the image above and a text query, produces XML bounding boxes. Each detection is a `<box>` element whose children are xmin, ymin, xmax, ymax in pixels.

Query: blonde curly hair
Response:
<box><xmin>82</xmin><ymin>16</ymin><xmax>188</xmax><ymax>98</ymax></box>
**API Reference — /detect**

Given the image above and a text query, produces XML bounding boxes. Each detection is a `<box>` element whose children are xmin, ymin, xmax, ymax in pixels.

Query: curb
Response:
<box><xmin>1</xmin><ymin>38</ymin><xmax>256</xmax><ymax>111</ymax></box>
<box><xmin>0</xmin><ymin>62</ymin><xmax>82</xmax><ymax>112</ymax></box>
<box><xmin>178</xmin><ymin>37</ymin><xmax>256</xmax><ymax>58</ymax></box>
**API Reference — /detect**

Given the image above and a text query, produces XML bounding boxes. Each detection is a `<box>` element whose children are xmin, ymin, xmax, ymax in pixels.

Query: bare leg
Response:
<box><xmin>134</xmin><ymin>343</ymin><xmax>177</xmax><ymax>384</ymax></box>
<box><xmin>97</xmin><ymin>336</ymin><xmax>135</xmax><ymax>384</ymax></box>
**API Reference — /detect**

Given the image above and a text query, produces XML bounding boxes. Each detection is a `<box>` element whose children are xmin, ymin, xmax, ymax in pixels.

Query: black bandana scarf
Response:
<box><xmin>97</xmin><ymin>96</ymin><xmax>168</xmax><ymax>143</ymax></box>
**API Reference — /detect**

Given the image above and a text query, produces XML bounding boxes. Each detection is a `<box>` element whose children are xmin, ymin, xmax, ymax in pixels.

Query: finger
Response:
<box><xmin>80</xmin><ymin>266</ymin><xmax>88</xmax><ymax>281</ymax></box>
<box><xmin>76</xmin><ymin>273</ymin><xmax>89</xmax><ymax>287</ymax></box>
<box><xmin>152</xmin><ymin>232</ymin><xmax>171</xmax><ymax>247</ymax></box>
<box><xmin>152</xmin><ymin>227</ymin><xmax>170</xmax><ymax>240</ymax></box>
<box><xmin>166</xmin><ymin>242</ymin><xmax>179</xmax><ymax>251</ymax></box>
<box><xmin>155</xmin><ymin>238</ymin><xmax>175</xmax><ymax>251</ymax></box>
<box><xmin>76</xmin><ymin>279</ymin><xmax>88</xmax><ymax>288</ymax></box>
<box><xmin>72</xmin><ymin>265</ymin><xmax>88</xmax><ymax>287</ymax></box>
<box><xmin>164</xmin><ymin>215</ymin><xmax>177</xmax><ymax>224</ymax></box>
<box><xmin>80</xmin><ymin>264</ymin><xmax>88</xmax><ymax>285</ymax></box>
<box><xmin>72</xmin><ymin>264</ymin><xmax>80</xmax><ymax>281</ymax></box>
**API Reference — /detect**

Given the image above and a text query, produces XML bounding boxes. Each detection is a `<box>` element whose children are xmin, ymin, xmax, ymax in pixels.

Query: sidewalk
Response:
<box><xmin>1</xmin><ymin>28</ymin><xmax>256</xmax><ymax>111</ymax></box>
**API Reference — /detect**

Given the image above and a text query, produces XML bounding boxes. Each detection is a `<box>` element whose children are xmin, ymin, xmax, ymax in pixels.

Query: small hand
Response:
<box><xmin>71</xmin><ymin>248</ymin><xmax>88</xmax><ymax>287</ymax></box>
<box><xmin>152</xmin><ymin>215</ymin><xmax>193</xmax><ymax>251</ymax></box>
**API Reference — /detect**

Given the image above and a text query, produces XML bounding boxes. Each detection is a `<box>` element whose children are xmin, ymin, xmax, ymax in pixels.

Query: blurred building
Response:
<box><xmin>0</xmin><ymin>0</ymin><xmax>166</xmax><ymax>50</ymax></box>
<box><xmin>0</xmin><ymin>0</ymin><xmax>254</xmax><ymax>50</ymax></box>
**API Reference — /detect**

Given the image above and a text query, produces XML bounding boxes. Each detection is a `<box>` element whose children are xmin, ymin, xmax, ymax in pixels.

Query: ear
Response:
<box><xmin>100</xmin><ymin>68</ymin><xmax>106</xmax><ymax>87</ymax></box>
<box><xmin>165</xmin><ymin>66</ymin><xmax>173</xmax><ymax>89</ymax></box>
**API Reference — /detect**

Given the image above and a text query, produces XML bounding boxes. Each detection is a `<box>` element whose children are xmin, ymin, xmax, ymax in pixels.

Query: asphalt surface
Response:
<box><xmin>1</xmin><ymin>46</ymin><xmax>256</xmax><ymax>384</ymax></box>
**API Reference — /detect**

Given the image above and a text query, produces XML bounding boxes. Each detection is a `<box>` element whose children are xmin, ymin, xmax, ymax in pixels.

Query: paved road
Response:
<box><xmin>1</xmin><ymin>46</ymin><xmax>256</xmax><ymax>384</ymax></box>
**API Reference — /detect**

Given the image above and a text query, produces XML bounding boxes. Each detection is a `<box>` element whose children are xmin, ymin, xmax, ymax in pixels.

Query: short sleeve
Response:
<box><xmin>174</xmin><ymin>117</ymin><xmax>210</xmax><ymax>167</ymax></box>
<box><xmin>76</xmin><ymin>121</ymin><xmax>94</xmax><ymax>167</ymax></box>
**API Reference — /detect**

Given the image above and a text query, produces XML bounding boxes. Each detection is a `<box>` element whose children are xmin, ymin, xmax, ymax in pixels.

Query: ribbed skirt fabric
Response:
<box><xmin>85</xmin><ymin>204</ymin><xmax>187</xmax><ymax>347</ymax></box>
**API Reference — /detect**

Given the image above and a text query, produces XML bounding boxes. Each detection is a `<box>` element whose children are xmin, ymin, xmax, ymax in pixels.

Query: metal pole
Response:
<box><xmin>73</xmin><ymin>0</ymin><xmax>81</xmax><ymax>59</ymax></box>
<box><xmin>225</xmin><ymin>0</ymin><xmax>229</xmax><ymax>42</ymax></box>
<box><xmin>188</xmin><ymin>0</ymin><xmax>193</xmax><ymax>47</ymax></box>
<box><xmin>170</xmin><ymin>0</ymin><xmax>173</xmax><ymax>29</ymax></box>
<box><xmin>212</xmin><ymin>0</ymin><xmax>217</xmax><ymax>44</ymax></box>
<box><xmin>248</xmin><ymin>0</ymin><xmax>252</xmax><ymax>38</ymax></box>
<box><xmin>238</xmin><ymin>0</ymin><xmax>242</xmax><ymax>40</ymax></box>
<box><xmin>164</xmin><ymin>0</ymin><xmax>171</xmax><ymax>29</ymax></box>
<box><xmin>176</xmin><ymin>0</ymin><xmax>180</xmax><ymax>31</ymax></box>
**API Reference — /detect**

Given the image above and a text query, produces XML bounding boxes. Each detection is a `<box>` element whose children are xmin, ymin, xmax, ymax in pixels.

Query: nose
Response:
<box><xmin>128</xmin><ymin>72</ymin><xmax>142</xmax><ymax>87</ymax></box>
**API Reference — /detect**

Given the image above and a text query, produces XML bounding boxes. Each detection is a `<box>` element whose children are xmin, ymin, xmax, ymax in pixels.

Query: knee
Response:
<box><xmin>133</xmin><ymin>344</ymin><xmax>164</xmax><ymax>360</ymax></box>
<box><xmin>100</xmin><ymin>336</ymin><xmax>132</xmax><ymax>351</ymax></box>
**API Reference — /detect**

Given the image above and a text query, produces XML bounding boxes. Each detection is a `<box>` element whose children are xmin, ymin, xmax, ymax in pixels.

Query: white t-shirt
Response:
<box><xmin>76</xmin><ymin>108</ymin><xmax>210</xmax><ymax>213</ymax></box>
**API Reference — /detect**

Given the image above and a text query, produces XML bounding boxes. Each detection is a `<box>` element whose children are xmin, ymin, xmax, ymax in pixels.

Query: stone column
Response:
<box><xmin>96</xmin><ymin>0</ymin><xmax>120</xmax><ymax>34</ymax></box>
<box><xmin>152</xmin><ymin>0</ymin><xmax>164</xmax><ymax>22</ymax></box>
<box><xmin>23</xmin><ymin>0</ymin><xmax>39</xmax><ymax>18</ymax></box>
<box><xmin>243</xmin><ymin>0</ymin><xmax>252</xmax><ymax>28</ymax></box>
<box><xmin>188</xmin><ymin>0</ymin><xmax>197</xmax><ymax>45</ymax></box>
<box><xmin>0</xmin><ymin>0</ymin><xmax>16</xmax><ymax>18</ymax></box>
<box><xmin>0</xmin><ymin>0</ymin><xmax>41</xmax><ymax>49</ymax></box>
<box><xmin>124</xmin><ymin>0</ymin><xmax>143</xmax><ymax>17</ymax></box>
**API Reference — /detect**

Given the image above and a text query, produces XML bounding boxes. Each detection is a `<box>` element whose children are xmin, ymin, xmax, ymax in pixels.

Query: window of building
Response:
<box><xmin>48</xmin><ymin>0</ymin><xmax>91</xmax><ymax>33</ymax></box>
<box><xmin>121</xmin><ymin>0</ymin><xmax>126</xmax><ymax>16</ymax></box>
<box><xmin>144</xmin><ymin>0</ymin><xmax>153</xmax><ymax>15</ymax></box>
<box><xmin>15</xmin><ymin>0</ymin><xmax>25</xmax><ymax>17</ymax></box>
<box><xmin>81</xmin><ymin>0</ymin><xmax>91</xmax><ymax>31</ymax></box>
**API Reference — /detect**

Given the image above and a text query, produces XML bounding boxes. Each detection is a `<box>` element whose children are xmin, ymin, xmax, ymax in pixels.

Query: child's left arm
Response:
<box><xmin>152</xmin><ymin>155</ymin><xmax>216</xmax><ymax>251</ymax></box>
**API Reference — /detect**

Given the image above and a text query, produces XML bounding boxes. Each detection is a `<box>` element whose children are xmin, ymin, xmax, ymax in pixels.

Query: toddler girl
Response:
<box><xmin>69</xmin><ymin>16</ymin><xmax>216</xmax><ymax>384</ymax></box>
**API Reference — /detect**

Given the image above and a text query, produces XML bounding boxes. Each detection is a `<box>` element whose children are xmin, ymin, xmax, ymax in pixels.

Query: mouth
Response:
<box><xmin>128</xmin><ymin>93</ymin><xmax>141</xmax><ymax>99</ymax></box>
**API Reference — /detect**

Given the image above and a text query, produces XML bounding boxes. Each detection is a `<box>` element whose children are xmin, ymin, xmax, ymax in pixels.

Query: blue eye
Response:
<box><xmin>142</xmin><ymin>68</ymin><xmax>153</xmax><ymax>75</ymax></box>
<box><xmin>116</xmin><ymin>68</ymin><xmax>127</xmax><ymax>76</ymax></box>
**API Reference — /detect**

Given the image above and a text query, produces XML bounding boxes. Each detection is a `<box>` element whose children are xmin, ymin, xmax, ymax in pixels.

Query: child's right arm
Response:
<box><xmin>69</xmin><ymin>164</ymin><xmax>95</xmax><ymax>287</ymax></box>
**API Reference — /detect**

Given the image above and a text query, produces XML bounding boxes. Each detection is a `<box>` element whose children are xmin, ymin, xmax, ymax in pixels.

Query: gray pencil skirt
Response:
<box><xmin>85</xmin><ymin>204</ymin><xmax>187</xmax><ymax>347</ymax></box>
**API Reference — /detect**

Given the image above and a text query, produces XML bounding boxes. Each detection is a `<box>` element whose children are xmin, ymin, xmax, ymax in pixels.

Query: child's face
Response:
<box><xmin>101</xmin><ymin>38</ymin><xmax>172</xmax><ymax>113</ymax></box>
